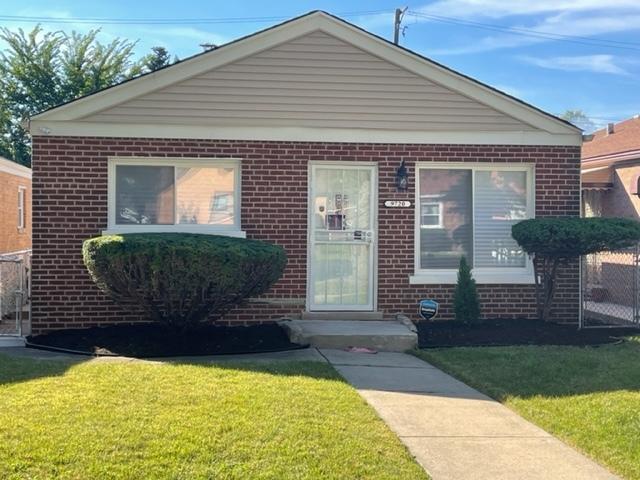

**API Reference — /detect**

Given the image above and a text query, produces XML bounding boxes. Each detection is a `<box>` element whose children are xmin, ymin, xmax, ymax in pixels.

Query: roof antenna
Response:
<box><xmin>394</xmin><ymin>7</ymin><xmax>408</xmax><ymax>45</ymax></box>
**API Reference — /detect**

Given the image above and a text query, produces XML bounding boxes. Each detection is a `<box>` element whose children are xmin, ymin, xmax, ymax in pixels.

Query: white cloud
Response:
<box><xmin>519</xmin><ymin>54</ymin><xmax>629</xmax><ymax>75</ymax></box>
<box><xmin>408</xmin><ymin>0</ymin><xmax>640</xmax><ymax>54</ymax></box>
<box><xmin>414</xmin><ymin>0</ymin><xmax>640</xmax><ymax>20</ymax></box>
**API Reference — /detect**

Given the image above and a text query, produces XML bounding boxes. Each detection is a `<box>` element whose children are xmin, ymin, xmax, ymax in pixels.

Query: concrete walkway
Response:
<box><xmin>321</xmin><ymin>349</ymin><xmax>618</xmax><ymax>480</ymax></box>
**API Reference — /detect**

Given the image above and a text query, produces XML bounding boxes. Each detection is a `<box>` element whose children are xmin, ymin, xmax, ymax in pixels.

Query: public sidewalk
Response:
<box><xmin>321</xmin><ymin>348</ymin><xmax>618</xmax><ymax>480</ymax></box>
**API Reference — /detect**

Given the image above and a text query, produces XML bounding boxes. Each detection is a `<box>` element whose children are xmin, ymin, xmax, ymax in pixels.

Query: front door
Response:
<box><xmin>308</xmin><ymin>164</ymin><xmax>376</xmax><ymax>311</ymax></box>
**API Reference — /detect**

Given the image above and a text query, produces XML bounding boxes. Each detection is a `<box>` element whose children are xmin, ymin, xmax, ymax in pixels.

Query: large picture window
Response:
<box><xmin>107</xmin><ymin>158</ymin><xmax>242</xmax><ymax>236</ymax></box>
<box><xmin>413</xmin><ymin>163</ymin><xmax>534</xmax><ymax>284</ymax></box>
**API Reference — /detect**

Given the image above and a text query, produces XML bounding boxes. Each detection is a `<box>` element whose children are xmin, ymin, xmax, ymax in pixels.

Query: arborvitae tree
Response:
<box><xmin>453</xmin><ymin>256</ymin><xmax>481</xmax><ymax>324</ymax></box>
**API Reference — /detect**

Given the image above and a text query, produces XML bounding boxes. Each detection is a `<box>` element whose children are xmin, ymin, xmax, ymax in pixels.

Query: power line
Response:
<box><xmin>0</xmin><ymin>10</ymin><xmax>393</xmax><ymax>26</ymax></box>
<box><xmin>407</xmin><ymin>11</ymin><xmax>640</xmax><ymax>52</ymax></box>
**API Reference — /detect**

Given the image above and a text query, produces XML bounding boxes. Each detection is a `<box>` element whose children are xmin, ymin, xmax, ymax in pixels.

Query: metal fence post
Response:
<box><xmin>633</xmin><ymin>243</ymin><xmax>640</xmax><ymax>324</ymax></box>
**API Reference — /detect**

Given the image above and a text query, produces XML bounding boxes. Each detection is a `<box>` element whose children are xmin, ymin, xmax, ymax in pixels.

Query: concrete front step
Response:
<box><xmin>279</xmin><ymin>320</ymin><xmax>417</xmax><ymax>352</ymax></box>
<box><xmin>0</xmin><ymin>336</ymin><xmax>25</xmax><ymax>348</ymax></box>
<box><xmin>300</xmin><ymin>311</ymin><xmax>384</xmax><ymax>321</ymax></box>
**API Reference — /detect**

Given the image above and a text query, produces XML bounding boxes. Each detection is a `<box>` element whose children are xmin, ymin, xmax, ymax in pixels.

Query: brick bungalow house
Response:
<box><xmin>0</xmin><ymin>156</ymin><xmax>31</xmax><ymax>255</ymax></box>
<box><xmin>27</xmin><ymin>11</ymin><xmax>582</xmax><ymax>334</ymax></box>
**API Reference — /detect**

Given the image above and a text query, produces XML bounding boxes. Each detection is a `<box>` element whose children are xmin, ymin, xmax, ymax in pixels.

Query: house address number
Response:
<box><xmin>384</xmin><ymin>200</ymin><xmax>411</xmax><ymax>208</ymax></box>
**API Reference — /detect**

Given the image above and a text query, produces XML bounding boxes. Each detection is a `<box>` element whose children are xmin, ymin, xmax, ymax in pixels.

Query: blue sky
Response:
<box><xmin>2</xmin><ymin>0</ymin><xmax>639</xmax><ymax>132</ymax></box>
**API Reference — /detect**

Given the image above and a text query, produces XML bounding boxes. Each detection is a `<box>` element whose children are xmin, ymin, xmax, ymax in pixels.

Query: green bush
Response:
<box><xmin>511</xmin><ymin>217</ymin><xmax>640</xmax><ymax>257</ymax></box>
<box><xmin>453</xmin><ymin>256</ymin><xmax>481</xmax><ymax>324</ymax></box>
<box><xmin>512</xmin><ymin>217</ymin><xmax>640</xmax><ymax>321</ymax></box>
<box><xmin>83</xmin><ymin>233</ymin><xmax>287</xmax><ymax>328</ymax></box>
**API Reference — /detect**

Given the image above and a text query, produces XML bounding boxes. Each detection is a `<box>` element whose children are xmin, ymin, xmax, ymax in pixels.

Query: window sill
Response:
<box><xmin>102</xmin><ymin>227</ymin><xmax>246</xmax><ymax>238</ymax></box>
<box><xmin>410</xmin><ymin>271</ymin><xmax>535</xmax><ymax>285</ymax></box>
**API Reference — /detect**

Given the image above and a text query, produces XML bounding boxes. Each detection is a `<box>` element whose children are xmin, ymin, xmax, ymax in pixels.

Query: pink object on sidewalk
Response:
<box><xmin>345</xmin><ymin>346</ymin><xmax>378</xmax><ymax>354</ymax></box>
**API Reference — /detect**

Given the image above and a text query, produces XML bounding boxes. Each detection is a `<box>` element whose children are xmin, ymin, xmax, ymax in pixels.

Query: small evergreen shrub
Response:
<box><xmin>453</xmin><ymin>256</ymin><xmax>481</xmax><ymax>324</ymax></box>
<box><xmin>82</xmin><ymin>233</ymin><xmax>287</xmax><ymax>328</ymax></box>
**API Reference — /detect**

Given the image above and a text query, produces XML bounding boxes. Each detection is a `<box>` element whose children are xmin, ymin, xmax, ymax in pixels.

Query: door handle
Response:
<box><xmin>354</xmin><ymin>231</ymin><xmax>373</xmax><ymax>242</ymax></box>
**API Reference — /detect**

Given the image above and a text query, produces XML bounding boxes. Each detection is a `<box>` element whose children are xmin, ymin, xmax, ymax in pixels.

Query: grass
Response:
<box><xmin>414</xmin><ymin>337</ymin><xmax>640</xmax><ymax>480</ymax></box>
<box><xmin>0</xmin><ymin>355</ymin><xmax>427</xmax><ymax>480</ymax></box>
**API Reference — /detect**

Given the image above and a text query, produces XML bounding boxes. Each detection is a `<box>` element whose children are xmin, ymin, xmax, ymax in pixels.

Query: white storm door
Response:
<box><xmin>308</xmin><ymin>164</ymin><xmax>376</xmax><ymax>311</ymax></box>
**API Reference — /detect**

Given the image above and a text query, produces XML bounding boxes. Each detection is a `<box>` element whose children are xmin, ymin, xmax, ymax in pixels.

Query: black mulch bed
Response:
<box><xmin>418</xmin><ymin>318</ymin><xmax>638</xmax><ymax>348</ymax></box>
<box><xmin>26</xmin><ymin>323</ymin><xmax>307</xmax><ymax>358</ymax></box>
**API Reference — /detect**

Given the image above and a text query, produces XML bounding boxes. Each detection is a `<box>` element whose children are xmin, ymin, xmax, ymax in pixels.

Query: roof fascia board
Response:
<box><xmin>582</xmin><ymin>150</ymin><xmax>640</xmax><ymax>165</ymax></box>
<box><xmin>29</xmin><ymin>120</ymin><xmax>582</xmax><ymax>146</ymax></box>
<box><xmin>0</xmin><ymin>157</ymin><xmax>31</xmax><ymax>178</ymax></box>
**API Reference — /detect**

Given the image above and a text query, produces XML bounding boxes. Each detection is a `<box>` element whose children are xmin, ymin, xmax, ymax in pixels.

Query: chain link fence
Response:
<box><xmin>0</xmin><ymin>250</ymin><xmax>31</xmax><ymax>336</ymax></box>
<box><xmin>581</xmin><ymin>244</ymin><xmax>640</xmax><ymax>328</ymax></box>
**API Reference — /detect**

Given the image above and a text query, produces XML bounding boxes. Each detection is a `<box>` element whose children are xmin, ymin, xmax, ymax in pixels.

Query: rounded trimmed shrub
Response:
<box><xmin>512</xmin><ymin>217</ymin><xmax>640</xmax><ymax>257</ymax></box>
<box><xmin>511</xmin><ymin>217</ymin><xmax>640</xmax><ymax>322</ymax></box>
<box><xmin>82</xmin><ymin>233</ymin><xmax>287</xmax><ymax>327</ymax></box>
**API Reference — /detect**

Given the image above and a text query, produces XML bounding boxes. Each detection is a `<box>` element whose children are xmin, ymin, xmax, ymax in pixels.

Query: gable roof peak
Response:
<box><xmin>31</xmin><ymin>10</ymin><xmax>580</xmax><ymax>138</ymax></box>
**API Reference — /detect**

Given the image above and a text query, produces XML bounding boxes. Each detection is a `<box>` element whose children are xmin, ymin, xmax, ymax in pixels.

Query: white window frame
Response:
<box><xmin>410</xmin><ymin>162</ymin><xmax>535</xmax><ymax>285</ymax></box>
<box><xmin>17</xmin><ymin>186</ymin><xmax>26</xmax><ymax>230</ymax></box>
<box><xmin>105</xmin><ymin>157</ymin><xmax>244</xmax><ymax>237</ymax></box>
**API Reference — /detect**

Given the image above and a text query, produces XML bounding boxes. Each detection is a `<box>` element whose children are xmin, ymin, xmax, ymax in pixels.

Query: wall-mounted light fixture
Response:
<box><xmin>395</xmin><ymin>159</ymin><xmax>408</xmax><ymax>192</ymax></box>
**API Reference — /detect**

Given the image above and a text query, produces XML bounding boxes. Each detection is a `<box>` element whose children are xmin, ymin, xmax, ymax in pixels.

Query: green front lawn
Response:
<box><xmin>0</xmin><ymin>355</ymin><xmax>427</xmax><ymax>480</ymax></box>
<box><xmin>414</xmin><ymin>337</ymin><xmax>640</xmax><ymax>479</ymax></box>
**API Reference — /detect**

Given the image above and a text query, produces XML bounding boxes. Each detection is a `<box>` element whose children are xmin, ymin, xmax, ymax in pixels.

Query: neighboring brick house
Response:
<box><xmin>581</xmin><ymin>116</ymin><xmax>640</xmax><ymax>315</ymax></box>
<box><xmin>28</xmin><ymin>11</ymin><xmax>582</xmax><ymax>333</ymax></box>
<box><xmin>0</xmin><ymin>157</ymin><xmax>31</xmax><ymax>254</ymax></box>
<box><xmin>582</xmin><ymin>116</ymin><xmax>640</xmax><ymax>219</ymax></box>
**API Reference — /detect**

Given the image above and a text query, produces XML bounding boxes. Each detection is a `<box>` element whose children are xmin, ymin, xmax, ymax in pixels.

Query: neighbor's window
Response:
<box><xmin>420</xmin><ymin>201</ymin><xmax>443</xmax><ymax>229</ymax></box>
<box><xmin>110</xmin><ymin>158</ymin><xmax>240</xmax><ymax>232</ymax></box>
<box><xmin>17</xmin><ymin>186</ymin><xmax>26</xmax><ymax>229</ymax></box>
<box><xmin>417</xmin><ymin>164</ymin><xmax>532</xmax><ymax>273</ymax></box>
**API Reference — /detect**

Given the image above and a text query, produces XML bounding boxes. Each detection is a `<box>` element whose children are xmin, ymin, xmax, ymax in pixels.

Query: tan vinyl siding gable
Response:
<box><xmin>82</xmin><ymin>31</ymin><xmax>537</xmax><ymax>132</ymax></box>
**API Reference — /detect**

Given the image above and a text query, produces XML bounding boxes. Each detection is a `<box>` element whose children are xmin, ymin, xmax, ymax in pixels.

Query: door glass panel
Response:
<box><xmin>313</xmin><ymin>243</ymin><xmax>370</xmax><ymax>306</ymax></box>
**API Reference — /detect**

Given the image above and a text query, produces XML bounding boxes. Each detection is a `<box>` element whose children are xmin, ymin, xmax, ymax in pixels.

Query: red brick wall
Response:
<box><xmin>0</xmin><ymin>170</ymin><xmax>31</xmax><ymax>254</ymax></box>
<box><xmin>31</xmin><ymin>137</ymin><xmax>581</xmax><ymax>333</ymax></box>
<box><xmin>602</xmin><ymin>162</ymin><xmax>640</xmax><ymax>220</ymax></box>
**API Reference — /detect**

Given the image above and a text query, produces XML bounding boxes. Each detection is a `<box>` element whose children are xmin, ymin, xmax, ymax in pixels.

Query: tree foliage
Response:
<box><xmin>0</xmin><ymin>26</ymin><xmax>171</xmax><ymax>166</ymax></box>
<box><xmin>512</xmin><ymin>217</ymin><xmax>640</xmax><ymax>322</ymax></box>
<box><xmin>140</xmin><ymin>46</ymin><xmax>172</xmax><ymax>72</ymax></box>
<box><xmin>453</xmin><ymin>256</ymin><xmax>481</xmax><ymax>324</ymax></box>
<box><xmin>560</xmin><ymin>109</ymin><xmax>596</xmax><ymax>133</ymax></box>
<box><xmin>82</xmin><ymin>233</ymin><xmax>287</xmax><ymax>328</ymax></box>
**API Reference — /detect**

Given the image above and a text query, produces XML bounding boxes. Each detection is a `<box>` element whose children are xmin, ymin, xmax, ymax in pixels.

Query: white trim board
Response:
<box><xmin>0</xmin><ymin>157</ymin><xmax>31</xmax><ymax>179</ymax></box>
<box><xmin>30</xmin><ymin>11</ymin><xmax>581</xmax><ymax>145</ymax></box>
<box><xmin>28</xmin><ymin>122</ymin><xmax>582</xmax><ymax>146</ymax></box>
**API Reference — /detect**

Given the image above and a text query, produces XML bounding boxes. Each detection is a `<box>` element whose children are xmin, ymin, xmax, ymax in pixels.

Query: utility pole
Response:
<box><xmin>393</xmin><ymin>7</ymin><xmax>408</xmax><ymax>45</ymax></box>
